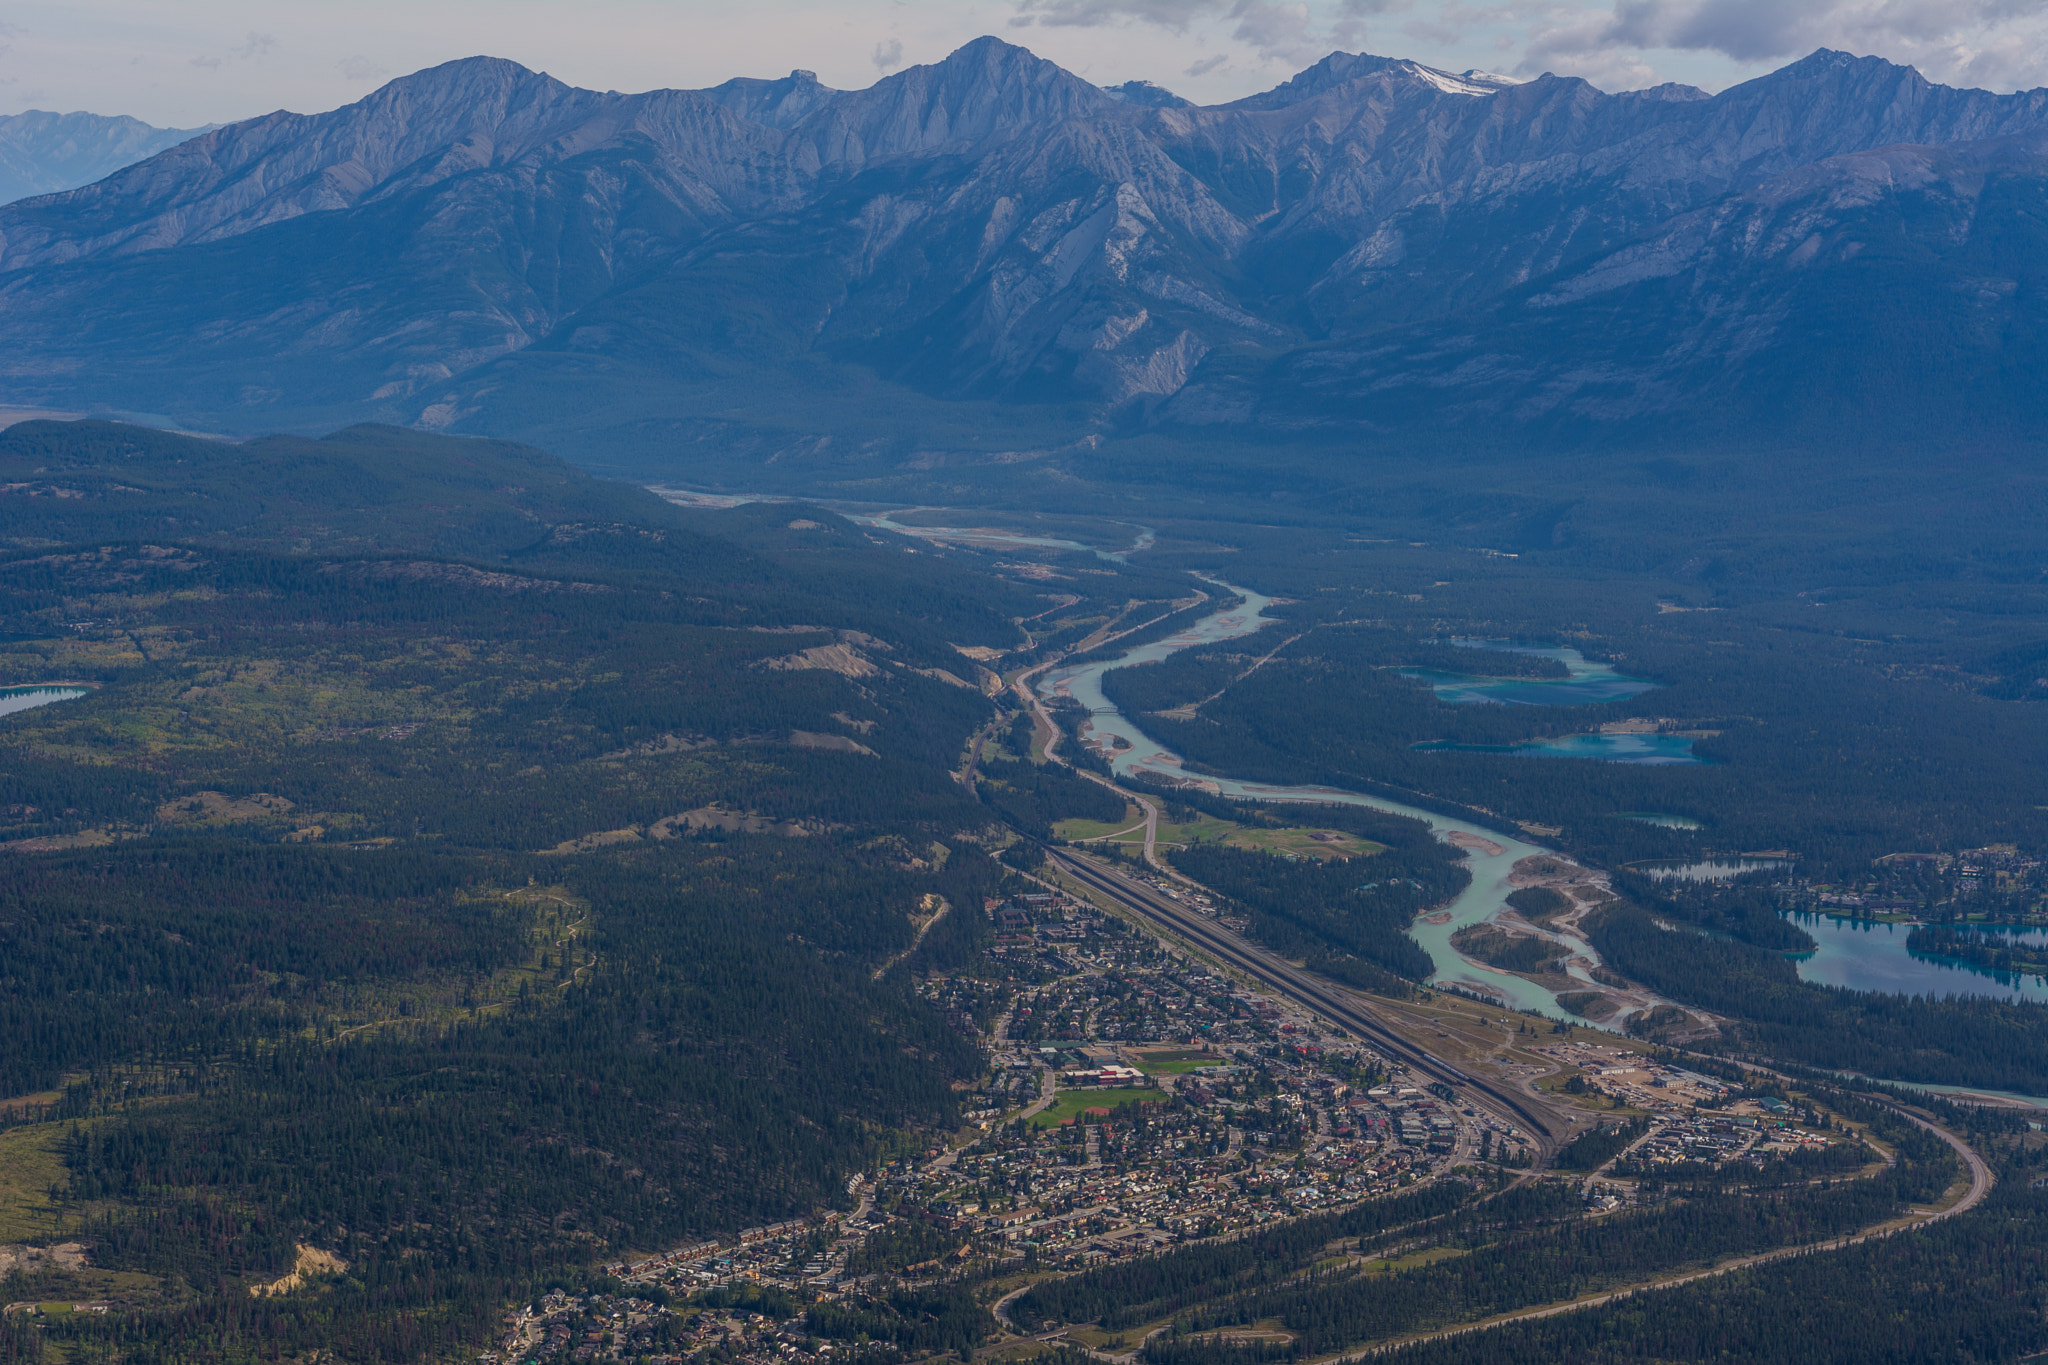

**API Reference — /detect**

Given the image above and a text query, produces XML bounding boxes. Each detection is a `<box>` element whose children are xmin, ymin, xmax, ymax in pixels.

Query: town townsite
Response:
<box><xmin>468</xmin><ymin>793</ymin><xmax>2010</xmax><ymax>1365</ymax></box>
<box><xmin>468</xmin><ymin>849</ymin><xmax>1996</xmax><ymax>1365</ymax></box>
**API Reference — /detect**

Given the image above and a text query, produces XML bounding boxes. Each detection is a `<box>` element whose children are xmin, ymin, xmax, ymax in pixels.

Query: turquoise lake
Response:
<box><xmin>1401</xmin><ymin>640</ymin><xmax>1659</xmax><ymax>706</ymax></box>
<box><xmin>1403</xmin><ymin>641</ymin><xmax>1694</xmax><ymax>762</ymax></box>
<box><xmin>0</xmin><ymin>684</ymin><xmax>91</xmax><ymax>717</ymax></box>
<box><xmin>1784</xmin><ymin>912</ymin><xmax>2048</xmax><ymax>1004</ymax></box>
<box><xmin>1412</xmin><ymin>733</ymin><xmax>1702</xmax><ymax>764</ymax></box>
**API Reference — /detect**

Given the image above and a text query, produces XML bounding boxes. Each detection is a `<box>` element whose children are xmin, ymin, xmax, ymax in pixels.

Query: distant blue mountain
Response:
<box><xmin>1100</xmin><ymin>80</ymin><xmax>1192</xmax><ymax>109</ymax></box>
<box><xmin>0</xmin><ymin>109</ymin><xmax>214</xmax><ymax>204</ymax></box>
<box><xmin>0</xmin><ymin>41</ymin><xmax>2042</xmax><ymax>466</ymax></box>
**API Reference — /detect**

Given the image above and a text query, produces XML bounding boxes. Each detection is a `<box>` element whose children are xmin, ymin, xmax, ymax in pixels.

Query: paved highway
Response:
<box><xmin>1044</xmin><ymin>844</ymin><xmax>1567</xmax><ymax>1158</ymax></box>
<box><xmin>1352</xmin><ymin>1092</ymin><xmax>1993</xmax><ymax>1356</ymax></box>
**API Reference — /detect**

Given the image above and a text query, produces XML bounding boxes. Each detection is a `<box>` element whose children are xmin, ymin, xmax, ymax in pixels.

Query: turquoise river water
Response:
<box><xmin>1037</xmin><ymin>584</ymin><xmax>1608</xmax><ymax>1020</ymax></box>
<box><xmin>1018</xmin><ymin>575</ymin><xmax>2048</xmax><ymax>1100</ymax></box>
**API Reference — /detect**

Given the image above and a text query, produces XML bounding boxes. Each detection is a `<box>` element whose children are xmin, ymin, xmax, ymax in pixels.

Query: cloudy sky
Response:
<box><xmin>4</xmin><ymin>0</ymin><xmax>2046</xmax><ymax>127</ymax></box>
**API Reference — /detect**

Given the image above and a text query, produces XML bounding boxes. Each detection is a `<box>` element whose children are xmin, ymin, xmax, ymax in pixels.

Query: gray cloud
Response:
<box><xmin>872</xmin><ymin>37</ymin><xmax>905</xmax><ymax>73</ymax></box>
<box><xmin>1331</xmin><ymin>0</ymin><xmax>1409</xmax><ymax>49</ymax></box>
<box><xmin>188</xmin><ymin>29</ymin><xmax>279</xmax><ymax>75</ymax></box>
<box><xmin>1524</xmin><ymin>0</ymin><xmax>2048</xmax><ymax>90</ymax></box>
<box><xmin>1014</xmin><ymin>0</ymin><xmax>1223</xmax><ymax>31</ymax></box>
<box><xmin>337</xmin><ymin>55</ymin><xmax>389</xmax><ymax>83</ymax></box>
<box><xmin>1012</xmin><ymin>0</ymin><xmax>1393</xmax><ymax>64</ymax></box>
<box><xmin>1227</xmin><ymin>3</ymin><xmax>1321</xmax><ymax>64</ymax></box>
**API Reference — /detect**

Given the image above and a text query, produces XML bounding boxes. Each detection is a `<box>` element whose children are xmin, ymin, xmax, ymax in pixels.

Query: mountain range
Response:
<box><xmin>0</xmin><ymin>109</ymin><xmax>212</xmax><ymax>206</ymax></box>
<box><xmin>0</xmin><ymin>39</ymin><xmax>2044</xmax><ymax>480</ymax></box>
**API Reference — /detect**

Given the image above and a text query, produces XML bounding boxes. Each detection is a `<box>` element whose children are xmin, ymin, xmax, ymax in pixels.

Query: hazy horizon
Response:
<box><xmin>3</xmin><ymin>0</ymin><xmax>2045</xmax><ymax>128</ymax></box>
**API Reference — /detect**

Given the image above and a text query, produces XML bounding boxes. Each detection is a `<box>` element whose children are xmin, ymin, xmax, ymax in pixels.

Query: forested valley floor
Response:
<box><xmin>3</xmin><ymin>418</ymin><xmax>2047</xmax><ymax>1365</ymax></box>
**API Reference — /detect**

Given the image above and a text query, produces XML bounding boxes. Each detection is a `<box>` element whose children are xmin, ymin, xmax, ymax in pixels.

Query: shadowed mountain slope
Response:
<box><xmin>0</xmin><ymin>40</ymin><xmax>2044</xmax><ymax>472</ymax></box>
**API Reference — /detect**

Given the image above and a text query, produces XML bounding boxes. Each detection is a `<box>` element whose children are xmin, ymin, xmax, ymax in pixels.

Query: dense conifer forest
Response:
<box><xmin>0</xmin><ymin>422</ymin><xmax>1201</xmax><ymax>1359</ymax></box>
<box><xmin>1135</xmin><ymin>1091</ymin><xmax>1962</xmax><ymax>1364</ymax></box>
<box><xmin>5</xmin><ymin>417</ymin><xmax>2048</xmax><ymax>1363</ymax></box>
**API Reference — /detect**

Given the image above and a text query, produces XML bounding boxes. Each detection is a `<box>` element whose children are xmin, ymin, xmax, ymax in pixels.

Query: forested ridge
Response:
<box><xmin>1164</xmin><ymin>845</ymin><xmax>1447</xmax><ymax>987</ymax></box>
<box><xmin>1010</xmin><ymin>1183</ymin><xmax>1489</xmax><ymax>1332</ymax></box>
<box><xmin>1583</xmin><ymin>895</ymin><xmax>2048</xmax><ymax>1092</ymax></box>
<box><xmin>1136</xmin><ymin>1092</ymin><xmax>1960</xmax><ymax>1364</ymax></box>
<box><xmin>0</xmin><ymin>421</ymin><xmax>1199</xmax><ymax>1360</ymax></box>
<box><xmin>1374</xmin><ymin>1124</ymin><xmax>2048</xmax><ymax>1364</ymax></box>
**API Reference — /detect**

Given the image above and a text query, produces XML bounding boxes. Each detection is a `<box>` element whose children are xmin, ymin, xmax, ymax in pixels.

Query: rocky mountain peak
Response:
<box><xmin>786</xmin><ymin>35</ymin><xmax>1118</xmax><ymax>164</ymax></box>
<box><xmin>1227</xmin><ymin>51</ymin><xmax>1408</xmax><ymax>109</ymax></box>
<box><xmin>1101</xmin><ymin>80</ymin><xmax>1193</xmax><ymax>110</ymax></box>
<box><xmin>702</xmin><ymin>67</ymin><xmax>838</xmax><ymax>130</ymax></box>
<box><xmin>1225</xmin><ymin>51</ymin><xmax>1517</xmax><ymax>110</ymax></box>
<box><xmin>0</xmin><ymin>56</ymin><xmax>631</xmax><ymax>270</ymax></box>
<box><xmin>1</xmin><ymin>38</ymin><xmax>2045</xmax><ymax>452</ymax></box>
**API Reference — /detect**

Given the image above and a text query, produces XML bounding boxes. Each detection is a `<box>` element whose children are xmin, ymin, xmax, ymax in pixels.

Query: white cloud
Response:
<box><xmin>1012</xmin><ymin>0</ymin><xmax>1397</xmax><ymax>64</ymax></box>
<box><xmin>1014</xmin><ymin>0</ymin><xmax>1223</xmax><ymax>31</ymax></box>
<box><xmin>11</xmin><ymin>0</ymin><xmax>2048</xmax><ymax>128</ymax></box>
<box><xmin>872</xmin><ymin>36</ymin><xmax>905</xmax><ymax>73</ymax></box>
<box><xmin>1521</xmin><ymin>0</ymin><xmax>2048</xmax><ymax>90</ymax></box>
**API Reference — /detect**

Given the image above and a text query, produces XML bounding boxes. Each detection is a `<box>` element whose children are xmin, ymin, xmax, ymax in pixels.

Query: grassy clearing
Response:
<box><xmin>984</xmin><ymin>1343</ymin><xmax>1070</xmax><ymax>1362</ymax></box>
<box><xmin>1068</xmin><ymin>1320</ymin><xmax>1165</xmax><ymax>1350</ymax></box>
<box><xmin>1532</xmin><ymin>1067</ymin><xmax>1649</xmax><ymax>1116</ymax></box>
<box><xmin>1027</xmin><ymin>710</ymin><xmax>1057</xmax><ymax>764</ymax></box>
<box><xmin>1145</xmin><ymin>816</ymin><xmax>1238</xmax><ymax>845</ymax></box>
<box><xmin>0</xmin><ymin>1121</ymin><xmax>74</xmax><ymax>1241</ymax></box>
<box><xmin>1224</xmin><ymin>827</ymin><xmax>1385</xmax><ymax>860</ymax></box>
<box><xmin>1140</xmin><ymin>813</ymin><xmax>1387</xmax><ymax>860</ymax></box>
<box><xmin>1029</xmin><ymin>1089</ymin><xmax>1171</xmax><ymax>1129</ymax></box>
<box><xmin>1053</xmin><ymin>806</ymin><xmax>1145</xmax><ymax>841</ymax></box>
<box><xmin>1142</xmin><ymin>1058</ymin><xmax>1227</xmax><ymax>1075</ymax></box>
<box><xmin>1364</xmin><ymin>1245</ymin><xmax>1470</xmax><ymax>1274</ymax></box>
<box><xmin>1183</xmin><ymin>1320</ymin><xmax>1296</xmax><ymax>1348</ymax></box>
<box><xmin>301</xmin><ymin>884</ymin><xmax>577</xmax><ymax>1047</ymax></box>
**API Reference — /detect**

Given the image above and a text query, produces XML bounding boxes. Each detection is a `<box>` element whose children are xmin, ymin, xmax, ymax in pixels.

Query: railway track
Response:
<box><xmin>1044</xmin><ymin>845</ymin><xmax>1563</xmax><ymax>1154</ymax></box>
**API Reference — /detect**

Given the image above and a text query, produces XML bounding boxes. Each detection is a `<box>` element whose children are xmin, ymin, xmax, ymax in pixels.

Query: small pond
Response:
<box><xmin>0</xmin><ymin>683</ymin><xmax>92</xmax><ymax>717</ymax></box>
<box><xmin>1620</xmin><ymin>812</ymin><xmax>1704</xmax><ymax>829</ymax></box>
<box><xmin>1412</xmin><ymin>733</ymin><xmax>1702</xmax><ymax>764</ymax></box>
<box><xmin>1401</xmin><ymin>640</ymin><xmax>1659</xmax><ymax>707</ymax></box>
<box><xmin>1637</xmin><ymin>858</ymin><xmax>1789</xmax><ymax>882</ymax></box>
<box><xmin>1784</xmin><ymin>912</ymin><xmax>2048</xmax><ymax>1004</ymax></box>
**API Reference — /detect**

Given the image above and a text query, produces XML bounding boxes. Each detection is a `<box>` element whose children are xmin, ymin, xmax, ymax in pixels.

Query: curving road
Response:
<box><xmin>1346</xmin><ymin>1094</ymin><xmax>1994</xmax><ymax>1358</ymax></box>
